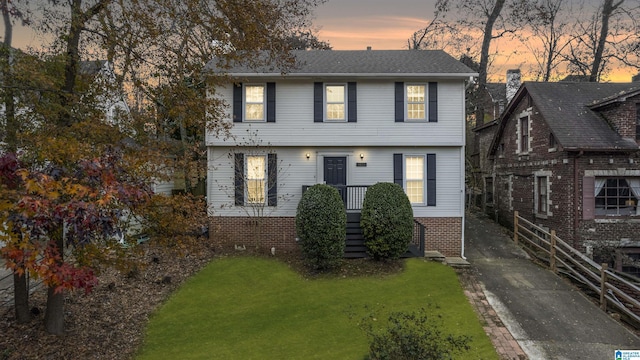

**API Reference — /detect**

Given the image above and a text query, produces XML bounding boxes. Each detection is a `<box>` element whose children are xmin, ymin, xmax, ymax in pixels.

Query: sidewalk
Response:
<box><xmin>462</xmin><ymin>211</ymin><xmax>640</xmax><ymax>360</ymax></box>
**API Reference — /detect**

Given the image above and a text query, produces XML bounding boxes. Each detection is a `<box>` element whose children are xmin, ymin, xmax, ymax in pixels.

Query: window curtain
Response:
<box><xmin>627</xmin><ymin>178</ymin><xmax>640</xmax><ymax>215</ymax></box>
<box><xmin>594</xmin><ymin>178</ymin><xmax>606</xmax><ymax>196</ymax></box>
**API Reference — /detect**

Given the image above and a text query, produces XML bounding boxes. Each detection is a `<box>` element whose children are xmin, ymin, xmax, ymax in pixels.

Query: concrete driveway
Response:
<box><xmin>465</xmin><ymin>211</ymin><xmax>640</xmax><ymax>360</ymax></box>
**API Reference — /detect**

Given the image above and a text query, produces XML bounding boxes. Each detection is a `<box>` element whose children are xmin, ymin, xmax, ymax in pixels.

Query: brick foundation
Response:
<box><xmin>209</xmin><ymin>216</ymin><xmax>297</xmax><ymax>254</ymax></box>
<box><xmin>415</xmin><ymin>217</ymin><xmax>463</xmax><ymax>257</ymax></box>
<box><xmin>210</xmin><ymin>215</ymin><xmax>463</xmax><ymax>258</ymax></box>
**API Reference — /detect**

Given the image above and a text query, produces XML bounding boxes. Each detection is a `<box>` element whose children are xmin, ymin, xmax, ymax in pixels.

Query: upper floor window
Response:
<box><xmin>549</xmin><ymin>133</ymin><xmax>556</xmax><ymax>149</ymax></box>
<box><xmin>233</xmin><ymin>82</ymin><xmax>275</xmax><ymax>123</ymax></box>
<box><xmin>595</xmin><ymin>178</ymin><xmax>640</xmax><ymax>216</ymax></box>
<box><xmin>395</xmin><ymin>82</ymin><xmax>438</xmax><ymax>123</ymax></box>
<box><xmin>518</xmin><ymin>115</ymin><xmax>530</xmax><ymax>153</ymax></box>
<box><xmin>245</xmin><ymin>85</ymin><xmax>265</xmax><ymax>121</ymax></box>
<box><xmin>314</xmin><ymin>82</ymin><xmax>357</xmax><ymax>123</ymax></box>
<box><xmin>406</xmin><ymin>85</ymin><xmax>426</xmax><ymax>120</ymax></box>
<box><xmin>325</xmin><ymin>84</ymin><xmax>346</xmax><ymax>121</ymax></box>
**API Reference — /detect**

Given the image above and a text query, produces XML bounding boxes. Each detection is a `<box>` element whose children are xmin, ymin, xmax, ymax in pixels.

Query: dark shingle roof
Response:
<box><xmin>206</xmin><ymin>50</ymin><xmax>476</xmax><ymax>77</ymax></box>
<box><xmin>485</xmin><ymin>83</ymin><xmax>507</xmax><ymax>103</ymax></box>
<box><xmin>522</xmin><ymin>82</ymin><xmax>640</xmax><ymax>150</ymax></box>
<box><xmin>78</xmin><ymin>60</ymin><xmax>107</xmax><ymax>76</ymax></box>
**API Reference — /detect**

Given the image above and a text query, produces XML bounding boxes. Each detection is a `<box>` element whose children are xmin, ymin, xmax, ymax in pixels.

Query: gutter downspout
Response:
<box><xmin>461</xmin><ymin>145</ymin><xmax>467</xmax><ymax>259</ymax></box>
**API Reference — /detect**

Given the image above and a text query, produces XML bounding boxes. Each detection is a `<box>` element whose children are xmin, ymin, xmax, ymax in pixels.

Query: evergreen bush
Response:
<box><xmin>360</xmin><ymin>182</ymin><xmax>413</xmax><ymax>260</ymax></box>
<box><xmin>295</xmin><ymin>184</ymin><xmax>346</xmax><ymax>270</ymax></box>
<box><xmin>360</xmin><ymin>308</ymin><xmax>472</xmax><ymax>360</ymax></box>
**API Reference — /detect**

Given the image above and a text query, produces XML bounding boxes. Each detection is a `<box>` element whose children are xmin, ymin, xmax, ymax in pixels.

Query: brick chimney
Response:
<box><xmin>506</xmin><ymin>69</ymin><xmax>521</xmax><ymax>104</ymax></box>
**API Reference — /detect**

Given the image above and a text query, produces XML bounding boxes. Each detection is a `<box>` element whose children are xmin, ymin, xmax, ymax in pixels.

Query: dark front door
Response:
<box><xmin>324</xmin><ymin>157</ymin><xmax>347</xmax><ymax>204</ymax></box>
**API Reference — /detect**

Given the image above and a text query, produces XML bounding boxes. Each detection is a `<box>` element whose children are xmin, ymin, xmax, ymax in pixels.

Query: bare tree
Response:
<box><xmin>511</xmin><ymin>0</ymin><xmax>578</xmax><ymax>81</ymax></box>
<box><xmin>565</xmin><ymin>0</ymin><xmax>639</xmax><ymax>81</ymax></box>
<box><xmin>213</xmin><ymin>129</ymin><xmax>291</xmax><ymax>250</ymax></box>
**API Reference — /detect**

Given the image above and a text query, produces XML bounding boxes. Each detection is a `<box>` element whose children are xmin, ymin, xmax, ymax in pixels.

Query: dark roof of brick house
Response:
<box><xmin>78</xmin><ymin>60</ymin><xmax>108</xmax><ymax>76</ymax></box>
<box><xmin>205</xmin><ymin>50</ymin><xmax>477</xmax><ymax>78</ymax></box>
<box><xmin>490</xmin><ymin>82</ymin><xmax>640</xmax><ymax>154</ymax></box>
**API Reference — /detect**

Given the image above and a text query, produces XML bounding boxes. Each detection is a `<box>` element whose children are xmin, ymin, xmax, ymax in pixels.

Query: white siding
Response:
<box><xmin>153</xmin><ymin>180</ymin><xmax>175</xmax><ymax>196</ymax></box>
<box><xmin>206</xmin><ymin>80</ymin><xmax>466</xmax><ymax>147</ymax></box>
<box><xmin>208</xmin><ymin>146</ymin><xmax>463</xmax><ymax>218</ymax></box>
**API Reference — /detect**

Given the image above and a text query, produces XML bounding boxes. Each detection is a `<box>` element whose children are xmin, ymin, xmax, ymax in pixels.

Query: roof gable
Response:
<box><xmin>490</xmin><ymin>82</ymin><xmax>640</xmax><ymax>155</ymax></box>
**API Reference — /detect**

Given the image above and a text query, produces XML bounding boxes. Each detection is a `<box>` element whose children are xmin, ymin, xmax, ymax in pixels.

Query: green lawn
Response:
<box><xmin>137</xmin><ymin>257</ymin><xmax>498</xmax><ymax>360</ymax></box>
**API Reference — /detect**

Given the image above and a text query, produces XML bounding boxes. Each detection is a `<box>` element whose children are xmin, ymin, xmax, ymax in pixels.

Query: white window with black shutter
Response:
<box><xmin>314</xmin><ymin>82</ymin><xmax>357</xmax><ymax>122</ymax></box>
<box><xmin>395</xmin><ymin>82</ymin><xmax>438</xmax><ymax>122</ymax></box>
<box><xmin>232</xmin><ymin>83</ymin><xmax>276</xmax><ymax>123</ymax></box>
<box><xmin>393</xmin><ymin>153</ymin><xmax>436</xmax><ymax>206</ymax></box>
<box><xmin>234</xmin><ymin>153</ymin><xmax>277</xmax><ymax>206</ymax></box>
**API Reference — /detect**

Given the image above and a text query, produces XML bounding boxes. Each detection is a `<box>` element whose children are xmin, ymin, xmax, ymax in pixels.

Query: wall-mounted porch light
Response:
<box><xmin>359</xmin><ymin>153</ymin><xmax>364</xmax><ymax>160</ymax></box>
<box><xmin>306</xmin><ymin>153</ymin><xmax>311</xmax><ymax>159</ymax></box>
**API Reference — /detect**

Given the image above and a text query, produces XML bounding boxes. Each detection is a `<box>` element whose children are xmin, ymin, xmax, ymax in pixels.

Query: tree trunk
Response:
<box><xmin>13</xmin><ymin>272</ymin><xmax>29</xmax><ymax>323</ymax></box>
<box><xmin>2</xmin><ymin>0</ymin><xmax>28</xmax><ymax>323</ymax></box>
<box><xmin>44</xmin><ymin>227</ymin><xmax>65</xmax><ymax>335</ymax></box>
<box><xmin>44</xmin><ymin>285</ymin><xmax>65</xmax><ymax>335</ymax></box>
<box><xmin>475</xmin><ymin>0</ymin><xmax>506</xmax><ymax>128</ymax></box>
<box><xmin>2</xmin><ymin>0</ymin><xmax>17</xmax><ymax>152</ymax></box>
<box><xmin>590</xmin><ymin>0</ymin><xmax>623</xmax><ymax>82</ymax></box>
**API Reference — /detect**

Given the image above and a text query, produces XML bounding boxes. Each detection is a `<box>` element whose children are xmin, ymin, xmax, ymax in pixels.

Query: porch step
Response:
<box><xmin>445</xmin><ymin>257</ymin><xmax>470</xmax><ymax>268</ymax></box>
<box><xmin>424</xmin><ymin>251</ymin><xmax>446</xmax><ymax>262</ymax></box>
<box><xmin>344</xmin><ymin>213</ymin><xmax>367</xmax><ymax>258</ymax></box>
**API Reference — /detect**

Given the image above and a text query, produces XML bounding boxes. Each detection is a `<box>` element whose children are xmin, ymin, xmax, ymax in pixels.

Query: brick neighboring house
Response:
<box><xmin>469</xmin><ymin>70</ymin><xmax>520</xmax><ymax>207</ymax></box>
<box><xmin>205</xmin><ymin>50</ymin><xmax>476</xmax><ymax>257</ymax></box>
<box><xmin>485</xmin><ymin>81</ymin><xmax>640</xmax><ymax>273</ymax></box>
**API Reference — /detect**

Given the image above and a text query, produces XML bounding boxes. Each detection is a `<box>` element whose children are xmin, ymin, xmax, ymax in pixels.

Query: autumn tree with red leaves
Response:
<box><xmin>1</xmin><ymin>0</ymin><xmax>326</xmax><ymax>336</ymax></box>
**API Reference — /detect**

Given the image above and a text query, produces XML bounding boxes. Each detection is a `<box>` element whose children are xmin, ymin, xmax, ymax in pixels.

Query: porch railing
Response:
<box><xmin>302</xmin><ymin>185</ymin><xmax>370</xmax><ymax>211</ymax></box>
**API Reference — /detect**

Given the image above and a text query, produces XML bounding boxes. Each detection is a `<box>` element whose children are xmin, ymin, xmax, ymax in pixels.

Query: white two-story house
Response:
<box><xmin>206</xmin><ymin>50</ymin><xmax>475</xmax><ymax>257</ymax></box>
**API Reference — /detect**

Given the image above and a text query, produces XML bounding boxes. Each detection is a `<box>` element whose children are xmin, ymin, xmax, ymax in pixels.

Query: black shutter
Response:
<box><xmin>267</xmin><ymin>154</ymin><xmax>277</xmax><ymax>206</ymax></box>
<box><xmin>233</xmin><ymin>83</ymin><xmax>242</xmax><ymax>123</ymax></box>
<box><xmin>234</xmin><ymin>153</ymin><xmax>244</xmax><ymax>205</ymax></box>
<box><xmin>266</xmin><ymin>82</ymin><xmax>276</xmax><ymax>122</ymax></box>
<box><xmin>348</xmin><ymin>82</ymin><xmax>357</xmax><ymax>122</ymax></box>
<box><xmin>393</xmin><ymin>153</ymin><xmax>403</xmax><ymax>186</ymax></box>
<box><xmin>427</xmin><ymin>153</ymin><xmax>436</xmax><ymax>206</ymax></box>
<box><xmin>314</xmin><ymin>82</ymin><xmax>323</xmax><ymax>122</ymax></box>
<box><xmin>428</xmin><ymin>82</ymin><xmax>438</xmax><ymax>122</ymax></box>
<box><xmin>395</xmin><ymin>82</ymin><xmax>404</xmax><ymax>122</ymax></box>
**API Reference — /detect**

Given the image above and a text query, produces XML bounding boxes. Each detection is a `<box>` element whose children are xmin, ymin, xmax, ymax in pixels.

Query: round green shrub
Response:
<box><xmin>360</xmin><ymin>182</ymin><xmax>413</xmax><ymax>260</ymax></box>
<box><xmin>296</xmin><ymin>184</ymin><xmax>346</xmax><ymax>270</ymax></box>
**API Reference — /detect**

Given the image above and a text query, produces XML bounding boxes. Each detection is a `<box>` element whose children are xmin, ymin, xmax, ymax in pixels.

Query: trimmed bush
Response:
<box><xmin>296</xmin><ymin>184</ymin><xmax>346</xmax><ymax>270</ymax></box>
<box><xmin>361</xmin><ymin>182</ymin><xmax>413</xmax><ymax>260</ymax></box>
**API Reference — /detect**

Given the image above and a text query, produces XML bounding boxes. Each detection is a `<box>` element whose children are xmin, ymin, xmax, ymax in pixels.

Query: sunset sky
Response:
<box><xmin>8</xmin><ymin>0</ymin><xmax>638</xmax><ymax>83</ymax></box>
<box><xmin>313</xmin><ymin>0</ymin><xmax>637</xmax><ymax>82</ymax></box>
<box><xmin>314</xmin><ymin>0</ymin><xmax>436</xmax><ymax>51</ymax></box>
